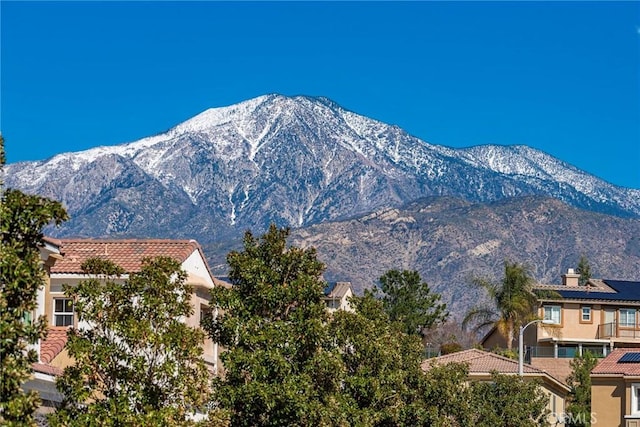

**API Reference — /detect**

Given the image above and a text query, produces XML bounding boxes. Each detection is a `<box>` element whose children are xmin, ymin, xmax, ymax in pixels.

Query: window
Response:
<box><xmin>22</xmin><ymin>310</ymin><xmax>33</xmax><ymax>325</ymax></box>
<box><xmin>620</xmin><ymin>308</ymin><xmax>636</xmax><ymax>328</ymax></box>
<box><xmin>581</xmin><ymin>306</ymin><xmax>592</xmax><ymax>322</ymax></box>
<box><xmin>54</xmin><ymin>298</ymin><xmax>73</xmax><ymax>327</ymax></box>
<box><xmin>633</xmin><ymin>383</ymin><xmax>640</xmax><ymax>415</ymax></box>
<box><xmin>544</xmin><ymin>305</ymin><xmax>561</xmax><ymax>324</ymax></box>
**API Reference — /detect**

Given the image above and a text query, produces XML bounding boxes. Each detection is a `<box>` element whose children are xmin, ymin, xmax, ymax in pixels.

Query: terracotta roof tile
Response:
<box><xmin>421</xmin><ymin>348</ymin><xmax>547</xmax><ymax>375</ymax></box>
<box><xmin>591</xmin><ymin>348</ymin><xmax>640</xmax><ymax>376</ymax></box>
<box><xmin>40</xmin><ymin>327</ymin><xmax>68</xmax><ymax>364</ymax></box>
<box><xmin>530</xmin><ymin>358</ymin><xmax>574</xmax><ymax>383</ymax></box>
<box><xmin>52</xmin><ymin>239</ymin><xmax>203</xmax><ymax>274</ymax></box>
<box><xmin>32</xmin><ymin>362</ymin><xmax>62</xmax><ymax>376</ymax></box>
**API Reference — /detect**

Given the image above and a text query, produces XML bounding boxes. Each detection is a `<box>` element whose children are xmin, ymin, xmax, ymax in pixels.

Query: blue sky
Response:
<box><xmin>2</xmin><ymin>1</ymin><xmax>639</xmax><ymax>188</ymax></box>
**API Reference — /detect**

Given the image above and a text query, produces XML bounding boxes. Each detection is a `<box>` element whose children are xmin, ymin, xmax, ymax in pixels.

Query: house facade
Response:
<box><xmin>23</xmin><ymin>238</ymin><xmax>225</xmax><ymax>411</ymax></box>
<box><xmin>591</xmin><ymin>348</ymin><xmax>640</xmax><ymax>426</ymax></box>
<box><xmin>483</xmin><ymin>269</ymin><xmax>640</xmax><ymax>363</ymax></box>
<box><xmin>323</xmin><ymin>281</ymin><xmax>354</xmax><ymax>312</ymax></box>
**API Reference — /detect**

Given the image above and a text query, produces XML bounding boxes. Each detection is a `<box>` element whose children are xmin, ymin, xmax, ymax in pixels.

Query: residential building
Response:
<box><xmin>323</xmin><ymin>281</ymin><xmax>354</xmax><ymax>312</ymax></box>
<box><xmin>591</xmin><ymin>348</ymin><xmax>640</xmax><ymax>426</ymax></box>
<box><xmin>482</xmin><ymin>269</ymin><xmax>640</xmax><ymax>382</ymax></box>
<box><xmin>23</xmin><ymin>238</ymin><xmax>225</xmax><ymax>411</ymax></box>
<box><xmin>421</xmin><ymin>348</ymin><xmax>570</xmax><ymax>425</ymax></box>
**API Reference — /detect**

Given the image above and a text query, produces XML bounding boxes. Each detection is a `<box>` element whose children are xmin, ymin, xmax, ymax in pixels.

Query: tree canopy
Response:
<box><xmin>49</xmin><ymin>256</ymin><xmax>210</xmax><ymax>426</ymax></box>
<box><xmin>565</xmin><ymin>350</ymin><xmax>598</xmax><ymax>426</ymax></box>
<box><xmin>379</xmin><ymin>269</ymin><xmax>448</xmax><ymax>337</ymax></box>
<box><xmin>202</xmin><ymin>224</ymin><xmax>339</xmax><ymax>426</ymax></box>
<box><xmin>0</xmin><ymin>135</ymin><xmax>68</xmax><ymax>426</ymax></box>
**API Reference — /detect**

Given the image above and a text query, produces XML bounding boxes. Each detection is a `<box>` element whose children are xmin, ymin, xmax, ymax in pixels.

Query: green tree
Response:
<box><xmin>0</xmin><ymin>135</ymin><xmax>68</xmax><ymax>426</ymax></box>
<box><xmin>49</xmin><ymin>256</ymin><xmax>210</xmax><ymax>426</ymax></box>
<box><xmin>328</xmin><ymin>291</ymin><xmax>434</xmax><ymax>425</ymax></box>
<box><xmin>576</xmin><ymin>255</ymin><xmax>592</xmax><ymax>287</ymax></box>
<box><xmin>470</xmin><ymin>372</ymin><xmax>550</xmax><ymax>426</ymax></box>
<box><xmin>202</xmin><ymin>225</ymin><xmax>342</xmax><ymax>426</ymax></box>
<box><xmin>379</xmin><ymin>269</ymin><xmax>448</xmax><ymax>337</ymax></box>
<box><xmin>463</xmin><ymin>261</ymin><xmax>537</xmax><ymax>350</ymax></box>
<box><xmin>565</xmin><ymin>350</ymin><xmax>598</xmax><ymax>426</ymax></box>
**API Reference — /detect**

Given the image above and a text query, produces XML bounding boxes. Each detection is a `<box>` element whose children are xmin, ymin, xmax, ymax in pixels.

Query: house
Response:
<box><xmin>421</xmin><ymin>348</ymin><xmax>570</xmax><ymax>425</ymax></box>
<box><xmin>591</xmin><ymin>348</ymin><xmax>640</xmax><ymax>426</ymax></box>
<box><xmin>482</xmin><ymin>269</ymin><xmax>640</xmax><ymax>382</ymax></box>
<box><xmin>323</xmin><ymin>281</ymin><xmax>354</xmax><ymax>312</ymax></box>
<box><xmin>23</xmin><ymin>238</ymin><xmax>224</xmax><ymax>410</ymax></box>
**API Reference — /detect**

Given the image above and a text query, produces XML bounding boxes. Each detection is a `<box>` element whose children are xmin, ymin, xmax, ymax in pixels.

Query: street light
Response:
<box><xmin>519</xmin><ymin>318</ymin><xmax>555</xmax><ymax>376</ymax></box>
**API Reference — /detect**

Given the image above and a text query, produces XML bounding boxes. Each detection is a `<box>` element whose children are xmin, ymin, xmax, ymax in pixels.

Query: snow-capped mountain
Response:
<box><xmin>5</xmin><ymin>94</ymin><xmax>639</xmax><ymax>245</ymax></box>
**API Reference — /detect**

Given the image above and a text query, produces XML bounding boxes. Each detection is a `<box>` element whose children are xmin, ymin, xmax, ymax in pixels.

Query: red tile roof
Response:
<box><xmin>422</xmin><ymin>348</ymin><xmax>546</xmax><ymax>375</ymax></box>
<box><xmin>591</xmin><ymin>348</ymin><xmax>640</xmax><ymax>376</ymax></box>
<box><xmin>32</xmin><ymin>362</ymin><xmax>62</xmax><ymax>376</ymax></box>
<box><xmin>40</xmin><ymin>327</ymin><xmax>68</xmax><ymax>364</ymax></box>
<box><xmin>52</xmin><ymin>239</ymin><xmax>204</xmax><ymax>274</ymax></box>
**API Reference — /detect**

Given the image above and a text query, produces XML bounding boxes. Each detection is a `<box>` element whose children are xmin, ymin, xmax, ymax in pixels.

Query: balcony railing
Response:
<box><xmin>597</xmin><ymin>322</ymin><xmax>640</xmax><ymax>339</ymax></box>
<box><xmin>525</xmin><ymin>345</ymin><xmax>606</xmax><ymax>361</ymax></box>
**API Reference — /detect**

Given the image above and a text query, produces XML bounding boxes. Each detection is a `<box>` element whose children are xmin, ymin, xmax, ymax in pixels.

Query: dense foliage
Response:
<box><xmin>0</xmin><ymin>135</ymin><xmax>68</xmax><ymax>426</ymax></box>
<box><xmin>49</xmin><ymin>257</ymin><xmax>210</xmax><ymax>426</ymax></box>
<box><xmin>202</xmin><ymin>225</ymin><xmax>338</xmax><ymax>426</ymax></box>
<box><xmin>379</xmin><ymin>269</ymin><xmax>448</xmax><ymax>337</ymax></box>
<box><xmin>565</xmin><ymin>350</ymin><xmax>598</xmax><ymax>426</ymax></box>
<box><xmin>204</xmin><ymin>225</ymin><xmax>551</xmax><ymax>426</ymax></box>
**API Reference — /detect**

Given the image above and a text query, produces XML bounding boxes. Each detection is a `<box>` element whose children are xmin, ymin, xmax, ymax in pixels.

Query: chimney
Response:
<box><xmin>562</xmin><ymin>268</ymin><xmax>580</xmax><ymax>287</ymax></box>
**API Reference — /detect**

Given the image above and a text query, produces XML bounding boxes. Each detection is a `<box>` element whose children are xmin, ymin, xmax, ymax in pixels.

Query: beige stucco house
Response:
<box><xmin>24</xmin><ymin>238</ymin><xmax>225</xmax><ymax>410</ymax></box>
<box><xmin>591</xmin><ymin>348</ymin><xmax>640</xmax><ymax>426</ymax></box>
<box><xmin>323</xmin><ymin>281</ymin><xmax>354</xmax><ymax>312</ymax></box>
<box><xmin>421</xmin><ymin>348</ymin><xmax>570</xmax><ymax>425</ymax></box>
<box><xmin>482</xmin><ymin>269</ymin><xmax>640</xmax><ymax>382</ymax></box>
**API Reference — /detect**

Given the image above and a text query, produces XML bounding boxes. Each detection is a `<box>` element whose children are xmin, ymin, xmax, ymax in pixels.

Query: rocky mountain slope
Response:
<box><xmin>4</xmin><ymin>94</ymin><xmax>639</xmax><ymax>313</ymax></box>
<box><xmin>5</xmin><ymin>95</ymin><xmax>639</xmax><ymax>244</ymax></box>
<box><xmin>290</xmin><ymin>196</ymin><xmax>640</xmax><ymax>318</ymax></box>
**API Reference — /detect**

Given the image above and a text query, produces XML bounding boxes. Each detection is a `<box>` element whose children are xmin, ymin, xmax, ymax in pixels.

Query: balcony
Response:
<box><xmin>597</xmin><ymin>322</ymin><xmax>640</xmax><ymax>339</ymax></box>
<box><xmin>525</xmin><ymin>345</ymin><xmax>606</xmax><ymax>361</ymax></box>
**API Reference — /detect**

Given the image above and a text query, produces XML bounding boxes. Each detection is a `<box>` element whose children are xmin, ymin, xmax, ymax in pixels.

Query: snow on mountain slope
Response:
<box><xmin>4</xmin><ymin>94</ymin><xmax>639</xmax><ymax>245</ymax></box>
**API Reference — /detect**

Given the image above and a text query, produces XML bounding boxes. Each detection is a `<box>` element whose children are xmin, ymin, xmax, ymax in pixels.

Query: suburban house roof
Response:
<box><xmin>323</xmin><ymin>282</ymin><xmax>352</xmax><ymax>299</ymax></box>
<box><xmin>538</xmin><ymin>280</ymin><xmax>640</xmax><ymax>304</ymax></box>
<box><xmin>51</xmin><ymin>239</ymin><xmax>209</xmax><ymax>274</ymax></box>
<box><xmin>40</xmin><ymin>327</ymin><xmax>68</xmax><ymax>364</ymax></box>
<box><xmin>591</xmin><ymin>348</ymin><xmax>640</xmax><ymax>376</ymax></box>
<box><xmin>421</xmin><ymin>348</ymin><xmax>570</xmax><ymax>391</ymax></box>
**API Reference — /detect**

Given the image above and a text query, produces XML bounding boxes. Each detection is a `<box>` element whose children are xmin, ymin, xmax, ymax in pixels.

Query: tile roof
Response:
<box><xmin>591</xmin><ymin>348</ymin><xmax>640</xmax><ymax>376</ymax></box>
<box><xmin>530</xmin><ymin>358</ymin><xmax>574</xmax><ymax>383</ymax></box>
<box><xmin>32</xmin><ymin>362</ymin><xmax>62</xmax><ymax>376</ymax></box>
<box><xmin>421</xmin><ymin>348</ymin><xmax>546</xmax><ymax>375</ymax></box>
<box><xmin>40</xmin><ymin>327</ymin><xmax>68</xmax><ymax>364</ymax></box>
<box><xmin>52</xmin><ymin>239</ymin><xmax>204</xmax><ymax>274</ymax></box>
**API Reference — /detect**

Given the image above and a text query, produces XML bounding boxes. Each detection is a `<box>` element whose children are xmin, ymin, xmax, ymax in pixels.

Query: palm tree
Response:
<box><xmin>463</xmin><ymin>261</ymin><xmax>538</xmax><ymax>351</ymax></box>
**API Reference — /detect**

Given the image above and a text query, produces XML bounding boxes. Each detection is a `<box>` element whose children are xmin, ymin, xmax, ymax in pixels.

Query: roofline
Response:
<box><xmin>538</xmin><ymin>298</ymin><xmax>640</xmax><ymax>306</ymax></box>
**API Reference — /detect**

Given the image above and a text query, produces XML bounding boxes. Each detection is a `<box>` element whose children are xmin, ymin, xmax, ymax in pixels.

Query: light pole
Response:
<box><xmin>519</xmin><ymin>319</ymin><xmax>554</xmax><ymax>376</ymax></box>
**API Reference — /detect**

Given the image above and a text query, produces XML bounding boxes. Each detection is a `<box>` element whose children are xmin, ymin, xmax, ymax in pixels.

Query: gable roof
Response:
<box><xmin>592</xmin><ymin>348</ymin><xmax>640</xmax><ymax>376</ymax></box>
<box><xmin>421</xmin><ymin>349</ymin><xmax>570</xmax><ymax>392</ymax></box>
<box><xmin>324</xmin><ymin>282</ymin><xmax>353</xmax><ymax>299</ymax></box>
<box><xmin>422</xmin><ymin>348</ymin><xmax>545</xmax><ymax>375</ymax></box>
<box><xmin>52</xmin><ymin>239</ymin><xmax>206</xmax><ymax>274</ymax></box>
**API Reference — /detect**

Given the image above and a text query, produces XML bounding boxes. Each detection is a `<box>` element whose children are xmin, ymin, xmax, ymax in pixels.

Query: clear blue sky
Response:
<box><xmin>2</xmin><ymin>1</ymin><xmax>639</xmax><ymax>188</ymax></box>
